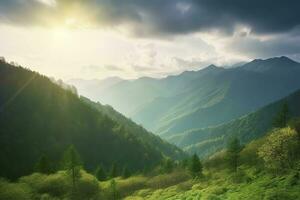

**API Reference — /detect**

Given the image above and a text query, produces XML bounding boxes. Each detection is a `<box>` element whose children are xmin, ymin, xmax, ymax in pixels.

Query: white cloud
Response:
<box><xmin>34</xmin><ymin>0</ymin><xmax>56</xmax><ymax>7</ymax></box>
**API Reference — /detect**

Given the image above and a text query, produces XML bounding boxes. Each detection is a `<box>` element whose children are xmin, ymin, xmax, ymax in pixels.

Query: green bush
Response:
<box><xmin>146</xmin><ymin>170</ymin><xmax>190</xmax><ymax>189</ymax></box>
<box><xmin>36</xmin><ymin>172</ymin><xmax>70</xmax><ymax>197</ymax></box>
<box><xmin>264</xmin><ymin>189</ymin><xmax>294</xmax><ymax>200</ymax></box>
<box><xmin>0</xmin><ymin>179</ymin><xmax>32</xmax><ymax>200</ymax></box>
<box><xmin>258</xmin><ymin>127</ymin><xmax>299</xmax><ymax>172</ymax></box>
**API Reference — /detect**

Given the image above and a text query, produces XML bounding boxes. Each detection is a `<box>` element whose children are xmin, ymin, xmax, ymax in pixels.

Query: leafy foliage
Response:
<box><xmin>258</xmin><ymin>127</ymin><xmax>299</xmax><ymax>171</ymax></box>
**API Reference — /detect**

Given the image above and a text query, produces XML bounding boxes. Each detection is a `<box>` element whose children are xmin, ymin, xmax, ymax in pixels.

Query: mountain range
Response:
<box><xmin>69</xmin><ymin>56</ymin><xmax>300</xmax><ymax>140</ymax></box>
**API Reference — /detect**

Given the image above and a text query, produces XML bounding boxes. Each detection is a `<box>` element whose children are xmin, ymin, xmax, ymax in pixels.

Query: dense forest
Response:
<box><xmin>1</xmin><ymin>102</ymin><xmax>300</xmax><ymax>199</ymax></box>
<box><xmin>0</xmin><ymin>60</ymin><xmax>185</xmax><ymax>180</ymax></box>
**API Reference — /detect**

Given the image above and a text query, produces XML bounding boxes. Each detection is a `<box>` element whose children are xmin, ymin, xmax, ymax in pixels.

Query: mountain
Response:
<box><xmin>67</xmin><ymin>77</ymin><xmax>122</xmax><ymax>101</ymax></box>
<box><xmin>168</xmin><ymin>88</ymin><xmax>300</xmax><ymax>157</ymax></box>
<box><xmin>0</xmin><ymin>61</ymin><xmax>185</xmax><ymax>180</ymax></box>
<box><xmin>71</xmin><ymin>57</ymin><xmax>300</xmax><ymax>137</ymax></box>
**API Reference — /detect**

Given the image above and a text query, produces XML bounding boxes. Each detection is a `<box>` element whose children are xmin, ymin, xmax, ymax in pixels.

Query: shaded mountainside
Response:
<box><xmin>71</xmin><ymin>57</ymin><xmax>300</xmax><ymax>137</ymax></box>
<box><xmin>168</xmin><ymin>89</ymin><xmax>300</xmax><ymax>157</ymax></box>
<box><xmin>0</xmin><ymin>61</ymin><xmax>185</xmax><ymax>180</ymax></box>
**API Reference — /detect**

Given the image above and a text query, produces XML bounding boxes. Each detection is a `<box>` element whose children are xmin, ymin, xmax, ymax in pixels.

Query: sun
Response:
<box><xmin>64</xmin><ymin>17</ymin><xmax>78</xmax><ymax>27</ymax></box>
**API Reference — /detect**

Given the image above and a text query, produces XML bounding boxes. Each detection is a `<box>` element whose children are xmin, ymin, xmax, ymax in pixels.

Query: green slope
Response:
<box><xmin>0</xmin><ymin>61</ymin><xmax>185</xmax><ymax>180</ymax></box>
<box><xmin>168</xmin><ymin>88</ymin><xmax>300</xmax><ymax>157</ymax></box>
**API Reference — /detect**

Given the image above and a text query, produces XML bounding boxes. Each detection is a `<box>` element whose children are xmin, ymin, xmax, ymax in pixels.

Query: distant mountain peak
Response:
<box><xmin>241</xmin><ymin>56</ymin><xmax>299</xmax><ymax>72</ymax></box>
<box><xmin>206</xmin><ymin>64</ymin><xmax>218</xmax><ymax>69</ymax></box>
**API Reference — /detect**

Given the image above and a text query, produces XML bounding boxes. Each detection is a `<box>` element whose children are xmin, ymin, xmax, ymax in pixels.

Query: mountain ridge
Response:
<box><xmin>0</xmin><ymin>60</ymin><xmax>185</xmax><ymax>179</ymax></box>
<box><xmin>168</xmin><ymin>88</ymin><xmax>300</xmax><ymax>157</ymax></box>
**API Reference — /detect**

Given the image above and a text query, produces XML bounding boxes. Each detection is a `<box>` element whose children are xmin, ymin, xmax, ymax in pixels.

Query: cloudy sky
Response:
<box><xmin>1</xmin><ymin>0</ymin><xmax>300</xmax><ymax>80</ymax></box>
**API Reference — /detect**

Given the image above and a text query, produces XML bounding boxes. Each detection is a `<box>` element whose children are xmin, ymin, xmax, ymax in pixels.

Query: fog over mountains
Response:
<box><xmin>69</xmin><ymin>57</ymin><xmax>300</xmax><ymax>145</ymax></box>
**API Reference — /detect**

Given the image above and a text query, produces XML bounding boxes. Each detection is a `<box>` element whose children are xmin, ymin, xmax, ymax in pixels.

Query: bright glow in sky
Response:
<box><xmin>1</xmin><ymin>0</ymin><xmax>299</xmax><ymax>80</ymax></box>
<box><xmin>0</xmin><ymin>24</ymin><xmax>249</xmax><ymax>80</ymax></box>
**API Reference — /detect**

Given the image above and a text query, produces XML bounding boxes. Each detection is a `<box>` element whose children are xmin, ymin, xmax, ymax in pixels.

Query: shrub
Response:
<box><xmin>258</xmin><ymin>127</ymin><xmax>299</xmax><ymax>172</ymax></box>
<box><xmin>146</xmin><ymin>170</ymin><xmax>190</xmax><ymax>189</ymax></box>
<box><xmin>264</xmin><ymin>189</ymin><xmax>294</xmax><ymax>200</ymax></box>
<box><xmin>37</xmin><ymin>172</ymin><xmax>70</xmax><ymax>197</ymax></box>
<box><xmin>0</xmin><ymin>179</ymin><xmax>32</xmax><ymax>200</ymax></box>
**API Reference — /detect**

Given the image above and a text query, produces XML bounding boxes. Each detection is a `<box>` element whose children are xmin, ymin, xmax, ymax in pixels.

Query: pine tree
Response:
<box><xmin>35</xmin><ymin>154</ymin><xmax>52</xmax><ymax>174</ymax></box>
<box><xmin>188</xmin><ymin>154</ymin><xmax>203</xmax><ymax>178</ymax></box>
<box><xmin>109</xmin><ymin>163</ymin><xmax>118</xmax><ymax>178</ymax></box>
<box><xmin>61</xmin><ymin>145</ymin><xmax>82</xmax><ymax>193</ymax></box>
<box><xmin>273</xmin><ymin>102</ymin><xmax>289</xmax><ymax>128</ymax></box>
<box><xmin>226</xmin><ymin>138</ymin><xmax>242</xmax><ymax>172</ymax></box>
<box><xmin>121</xmin><ymin>166</ymin><xmax>130</xmax><ymax>178</ymax></box>
<box><xmin>95</xmin><ymin>165</ymin><xmax>106</xmax><ymax>181</ymax></box>
<box><xmin>161</xmin><ymin>158</ymin><xmax>174</xmax><ymax>173</ymax></box>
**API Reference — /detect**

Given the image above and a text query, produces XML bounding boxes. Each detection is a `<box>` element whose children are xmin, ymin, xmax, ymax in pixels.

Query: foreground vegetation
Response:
<box><xmin>1</xmin><ymin>116</ymin><xmax>300</xmax><ymax>199</ymax></box>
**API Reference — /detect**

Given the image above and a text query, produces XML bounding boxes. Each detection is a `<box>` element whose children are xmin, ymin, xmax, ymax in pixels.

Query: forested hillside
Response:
<box><xmin>0</xmin><ymin>61</ymin><xmax>185</xmax><ymax>180</ymax></box>
<box><xmin>1</xmin><ymin>118</ymin><xmax>300</xmax><ymax>199</ymax></box>
<box><xmin>167</xmin><ymin>89</ymin><xmax>300</xmax><ymax>157</ymax></box>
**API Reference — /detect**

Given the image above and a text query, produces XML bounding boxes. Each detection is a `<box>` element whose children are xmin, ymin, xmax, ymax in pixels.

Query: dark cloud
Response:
<box><xmin>0</xmin><ymin>0</ymin><xmax>54</xmax><ymax>25</ymax></box>
<box><xmin>1</xmin><ymin>0</ymin><xmax>300</xmax><ymax>60</ymax></box>
<box><xmin>228</xmin><ymin>30</ymin><xmax>300</xmax><ymax>58</ymax></box>
<box><xmin>1</xmin><ymin>0</ymin><xmax>300</xmax><ymax>36</ymax></box>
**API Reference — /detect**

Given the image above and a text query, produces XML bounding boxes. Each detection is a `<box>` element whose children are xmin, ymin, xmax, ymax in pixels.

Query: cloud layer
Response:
<box><xmin>1</xmin><ymin>0</ymin><xmax>300</xmax><ymax>80</ymax></box>
<box><xmin>1</xmin><ymin>0</ymin><xmax>300</xmax><ymax>36</ymax></box>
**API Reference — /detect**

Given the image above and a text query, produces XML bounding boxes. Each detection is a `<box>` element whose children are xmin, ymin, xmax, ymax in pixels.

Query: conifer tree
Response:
<box><xmin>35</xmin><ymin>154</ymin><xmax>52</xmax><ymax>174</ymax></box>
<box><xmin>109</xmin><ymin>163</ymin><xmax>118</xmax><ymax>178</ymax></box>
<box><xmin>226</xmin><ymin>138</ymin><xmax>242</xmax><ymax>172</ymax></box>
<box><xmin>273</xmin><ymin>102</ymin><xmax>289</xmax><ymax>128</ymax></box>
<box><xmin>188</xmin><ymin>154</ymin><xmax>203</xmax><ymax>178</ymax></box>
<box><xmin>161</xmin><ymin>158</ymin><xmax>174</xmax><ymax>173</ymax></box>
<box><xmin>95</xmin><ymin>165</ymin><xmax>106</xmax><ymax>181</ymax></box>
<box><xmin>121</xmin><ymin>166</ymin><xmax>130</xmax><ymax>178</ymax></box>
<box><xmin>62</xmin><ymin>145</ymin><xmax>82</xmax><ymax>192</ymax></box>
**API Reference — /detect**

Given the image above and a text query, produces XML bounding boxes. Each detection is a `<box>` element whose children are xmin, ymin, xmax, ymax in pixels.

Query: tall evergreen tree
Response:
<box><xmin>94</xmin><ymin>165</ymin><xmax>106</xmax><ymax>181</ymax></box>
<box><xmin>161</xmin><ymin>158</ymin><xmax>174</xmax><ymax>174</ymax></box>
<box><xmin>109</xmin><ymin>163</ymin><xmax>118</xmax><ymax>178</ymax></box>
<box><xmin>35</xmin><ymin>154</ymin><xmax>52</xmax><ymax>174</ymax></box>
<box><xmin>61</xmin><ymin>145</ymin><xmax>82</xmax><ymax>192</ymax></box>
<box><xmin>226</xmin><ymin>138</ymin><xmax>242</xmax><ymax>172</ymax></box>
<box><xmin>121</xmin><ymin>166</ymin><xmax>130</xmax><ymax>178</ymax></box>
<box><xmin>273</xmin><ymin>102</ymin><xmax>289</xmax><ymax>128</ymax></box>
<box><xmin>188</xmin><ymin>154</ymin><xmax>203</xmax><ymax>178</ymax></box>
